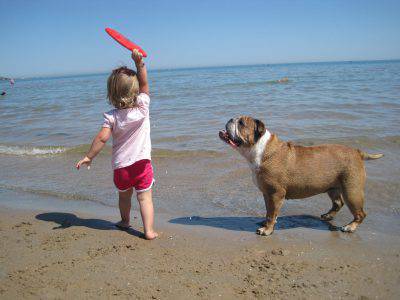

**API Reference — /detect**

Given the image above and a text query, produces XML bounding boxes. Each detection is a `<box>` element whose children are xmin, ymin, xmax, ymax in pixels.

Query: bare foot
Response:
<box><xmin>145</xmin><ymin>231</ymin><xmax>159</xmax><ymax>240</ymax></box>
<box><xmin>115</xmin><ymin>221</ymin><xmax>131</xmax><ymax>230</ymax></box>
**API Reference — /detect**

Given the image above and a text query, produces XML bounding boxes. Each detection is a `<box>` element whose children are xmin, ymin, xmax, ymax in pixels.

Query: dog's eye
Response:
<box><xmin>239</xmin><ymin>120</ymin><xmax>244</xmax><ymax>126</ymax></box>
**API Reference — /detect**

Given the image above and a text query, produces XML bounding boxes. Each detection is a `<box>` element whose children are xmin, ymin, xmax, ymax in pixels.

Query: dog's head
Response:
<box><xmin>219</xmin><ymin>116</ymin><xmax>266</xmax><ymax>149</ymax></box>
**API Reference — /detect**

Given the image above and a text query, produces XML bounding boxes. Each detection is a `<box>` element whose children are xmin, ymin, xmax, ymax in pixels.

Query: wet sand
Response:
<box><xmin>1</xmin><ymin>204</ymin><xmax>399</xmax><ymax>299</ymax></box>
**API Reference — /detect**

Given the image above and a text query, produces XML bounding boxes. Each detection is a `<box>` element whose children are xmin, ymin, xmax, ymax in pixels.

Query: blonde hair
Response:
<box><xmin>107</xmin><ymin>67</ymin><xmax>139</xmax><ymax>109</ymax></box>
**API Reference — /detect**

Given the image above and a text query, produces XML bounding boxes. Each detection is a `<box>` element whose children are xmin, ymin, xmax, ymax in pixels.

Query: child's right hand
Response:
<box><xmin>76</xmin><ymin>156</ymin><xmax>92</xmax><ymax>170</ymax></box>
<box><xmin>131</xmin><ymin>49</ymin><xmax>143</xmax><ymax>65</ymax></box>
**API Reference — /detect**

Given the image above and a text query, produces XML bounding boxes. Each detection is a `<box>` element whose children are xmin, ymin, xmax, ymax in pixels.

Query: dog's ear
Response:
<box><xmin>254</xmin><ymin>119</ymin><xmax>266</xmax><ymax>143</ymax></box>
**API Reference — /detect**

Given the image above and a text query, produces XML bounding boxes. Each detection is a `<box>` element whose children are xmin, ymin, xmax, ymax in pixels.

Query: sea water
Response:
<box><xmin>1</xmin><ymin>60</ymin><xmax>399</xmax><ymax>230</ymax></box>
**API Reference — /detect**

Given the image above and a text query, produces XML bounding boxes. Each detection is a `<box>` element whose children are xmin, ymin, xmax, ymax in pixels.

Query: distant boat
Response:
<box><xmin>266</xmin><ymin>77</ymin><xmax>289</xmax><ymax>84</ymax></box>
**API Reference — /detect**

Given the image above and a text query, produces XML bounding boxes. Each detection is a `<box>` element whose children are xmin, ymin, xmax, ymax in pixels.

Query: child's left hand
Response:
<box><xmin>76</xmin><ymin>156</ymin><xmax>92</xmax><ymax>170</ymax></box>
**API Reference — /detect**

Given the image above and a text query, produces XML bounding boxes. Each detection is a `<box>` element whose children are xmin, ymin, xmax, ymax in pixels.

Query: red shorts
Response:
<box><xmin>113</xmin><ymin>159</ymin><xmax>154</xmax><ymax>192</ymax></box>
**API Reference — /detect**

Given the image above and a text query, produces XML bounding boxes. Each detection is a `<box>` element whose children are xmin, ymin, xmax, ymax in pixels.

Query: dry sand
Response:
<box><xmin>0</xmin><ymin>206</ymin><xmax>399</xmax><ymax>299</ymax></box>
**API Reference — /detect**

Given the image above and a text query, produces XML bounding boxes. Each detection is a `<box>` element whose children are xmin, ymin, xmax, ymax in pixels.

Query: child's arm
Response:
<box><xmin>75</xmin><ymin>127</ymin><xmax>112</xmax><ymax>169</ymax></box>
<box><xmin>132</xmin><ymin>49</ymin><xmax>149</xmax><ymax>95</ymax></box>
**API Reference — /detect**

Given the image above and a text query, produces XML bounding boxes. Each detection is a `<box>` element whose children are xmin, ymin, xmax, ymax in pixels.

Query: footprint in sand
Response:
<box><xmin>12</xmin><ymin>221</ymin><xmax>36</xmax><ymax>238</ymax></box>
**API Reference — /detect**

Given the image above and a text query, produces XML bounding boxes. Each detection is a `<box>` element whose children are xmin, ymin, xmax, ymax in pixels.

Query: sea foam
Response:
<box><xmin>0</xmin><ymin>145</ymin><xmax>67</xmax><ymax>156</ymax></box>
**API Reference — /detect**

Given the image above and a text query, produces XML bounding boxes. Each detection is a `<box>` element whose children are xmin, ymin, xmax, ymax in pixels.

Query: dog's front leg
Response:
<box><xmin>257</xmin><ymin>190</ymin><xmax>285</xmax><ymax>236</ymax></box>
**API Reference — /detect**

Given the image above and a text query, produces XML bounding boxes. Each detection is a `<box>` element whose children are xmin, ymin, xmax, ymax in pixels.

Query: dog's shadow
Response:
<box><xmin>35</xmin><ymin>212</ymin><xmax>144</xmax><ymax>238</ymax></box>
<box><xmin>169</xmin><ymin>214</ymin><xmax>339</xmax><ymax>232</ymax></box>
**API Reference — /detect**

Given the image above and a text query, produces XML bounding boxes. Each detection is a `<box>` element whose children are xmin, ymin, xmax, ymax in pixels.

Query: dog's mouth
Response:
<box><xmin>219</xmin><ymin>130</ymin><xmax>239</xmax><ymax>148</ymax></box>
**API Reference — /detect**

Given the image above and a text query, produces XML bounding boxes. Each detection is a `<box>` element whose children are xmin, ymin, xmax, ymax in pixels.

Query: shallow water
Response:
<box><xmin>1</xmin><ymin>60</ymin><xmax>400</xmax><ymax>150</ymax></box>
<box><xmin>0</xmin><ymin>60</ymin><xmax>399</xmax><ymax>231</ymax></box>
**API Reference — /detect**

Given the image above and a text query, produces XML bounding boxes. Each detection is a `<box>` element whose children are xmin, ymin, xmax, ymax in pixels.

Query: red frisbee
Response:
<box><xmin>105</xmin><ymin>28</ymin><xmax>147</xmax><ymax>57</ymax></box>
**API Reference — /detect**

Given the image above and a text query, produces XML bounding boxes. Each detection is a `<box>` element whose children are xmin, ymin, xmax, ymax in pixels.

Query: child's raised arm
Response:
<box><xmin>131</xmin><ymin>49</ymin><xmax>149</xmax><ymax>95</ymax></box>
<box><xmin>75</xmin><ymin>127</ymin><xmax>111</xmax><ymax>170</ymax></box>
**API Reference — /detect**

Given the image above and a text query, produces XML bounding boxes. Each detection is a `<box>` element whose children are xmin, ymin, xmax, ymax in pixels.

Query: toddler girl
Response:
<box><xmin>76</xmin><ymin>50</ymin><xmax>158</xmax><ymax>240</ymax></box>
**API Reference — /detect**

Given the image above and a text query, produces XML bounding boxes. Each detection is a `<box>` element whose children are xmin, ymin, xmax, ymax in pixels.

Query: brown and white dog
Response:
<box><xmin>219</xmin><ymin>116</ymin><xmax>383</xmax><ymax>236</ymax></box>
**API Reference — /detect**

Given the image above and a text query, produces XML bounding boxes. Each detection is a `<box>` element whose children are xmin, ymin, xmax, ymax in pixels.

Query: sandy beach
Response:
<box><xmin>1</xmin><ymin>0</ymin><xmax>400</xmax><ymax>297</ymax></box>
<box><xmin>1</xmin><ymin>203</ymin><xmax>399</xmax><ymax>299</ymax></box>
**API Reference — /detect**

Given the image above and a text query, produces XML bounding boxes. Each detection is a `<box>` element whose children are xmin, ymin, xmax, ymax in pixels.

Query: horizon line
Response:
<box><xmin>8</xmin><ymin>58</ymin><xmax>400</xmax><ymax>80</ymax></box>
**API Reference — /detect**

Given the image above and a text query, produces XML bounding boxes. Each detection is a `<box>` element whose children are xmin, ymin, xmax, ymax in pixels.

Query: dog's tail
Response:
<box><xmin>359</xmin><ymin>150</ymin><xmax>384</xmax><ymax>161</ymax></box>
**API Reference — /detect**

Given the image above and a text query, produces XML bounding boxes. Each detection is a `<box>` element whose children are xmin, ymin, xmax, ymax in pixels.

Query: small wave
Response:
<box><xmin>295</xmin><ymin>135</ymin><xmax>400</xmax><ymax>149</ymax></box>
<box><xmin>216</xmin><ymin>78</ymin><xmax>290</xmax><ymax>89</ymax></box>
<box><xmin>61</xmin><ymin>144</ymin><xmax>220</xmax><ymax>158</ymax></box>
<box><xmin>0</xmin><ymin>183</ymin><xmax>113</xmax><ymax>207</ymax></box>
<box><xmin>0</xmin><ymin>143</ymin><xmax>222</xmax><ymax>158</ymax></box>
<box><xmin>153</xmin><ymin>135</ymin><xmax>195</xmax><ymax>143</ymax></box>
<box><xmin>0</xmin><ymin>144</ymin><xmax>67</xmax><ymax>156</ymax></box>
<box><xmin>287</xmin><ymin>110</ymin><xmax>360</xmax><ymax>121</ymax></box>
<box><xmin>153</xmin><ymin>148</ymin><xmax>223</xmax><ymax>158</ymax></box>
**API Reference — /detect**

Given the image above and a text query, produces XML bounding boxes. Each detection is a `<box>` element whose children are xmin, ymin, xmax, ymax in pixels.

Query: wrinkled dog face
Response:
<box><xmin>219</xmin><ymin>116</ymin><xmax>266</xmax><ymax>148</ymax></box>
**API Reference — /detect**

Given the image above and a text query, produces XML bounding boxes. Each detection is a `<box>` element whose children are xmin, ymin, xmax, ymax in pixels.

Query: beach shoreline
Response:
<box><xmin>1</xmin><ymin>60</ymin><xmax>400</xmax><ymax>298</ymax></box>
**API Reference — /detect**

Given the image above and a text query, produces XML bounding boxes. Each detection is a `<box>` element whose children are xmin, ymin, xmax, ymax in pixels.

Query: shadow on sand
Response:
<box><xmin>169</xmin><ymin>214</ymin><xmax>339</xmax><ymax>233</ymax></box>
<box><xmin>36</xmin><ymin>212</ymin><xmax>144</xmax><ymax>238</ymax></box>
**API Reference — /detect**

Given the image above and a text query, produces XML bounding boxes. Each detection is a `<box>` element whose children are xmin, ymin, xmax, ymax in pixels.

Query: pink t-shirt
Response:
<box><xmin>102</xmin><ymin>93</ymin><xmax>151</xmax><ymax>170</ymax></box>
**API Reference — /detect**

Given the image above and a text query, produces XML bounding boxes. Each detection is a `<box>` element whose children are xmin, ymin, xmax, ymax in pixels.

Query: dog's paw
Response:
<box><xmin>340</xmin><ymin>224</ymin><xmax>356</xmax><ymax>233</ymax></box>
<box><xmin>256</xmin><ymin>227</ymin><xmax>273</xmax><ymax>236</ymax></box>
<box><xmin>321</xmin><ymin>213</ymin><xmax>334</xmax><ymax>221</ymax></box>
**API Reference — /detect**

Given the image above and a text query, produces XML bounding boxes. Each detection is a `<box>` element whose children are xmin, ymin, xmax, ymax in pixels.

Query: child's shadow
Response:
<box><xmin>36</xmin><ymin>212</ymin><xmax>144</xmax><ymax>239</ymax></box>
<box><xmin>169</xmin><ymin>215</ymin><xmax>339</xmax><ymax>232</ymax></box>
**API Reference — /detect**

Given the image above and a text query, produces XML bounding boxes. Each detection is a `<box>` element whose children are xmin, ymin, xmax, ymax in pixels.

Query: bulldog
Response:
<box><xmin>219</xmin><ymin>116</ymin><xmax>383</xmax><ymax>236</ymax></box>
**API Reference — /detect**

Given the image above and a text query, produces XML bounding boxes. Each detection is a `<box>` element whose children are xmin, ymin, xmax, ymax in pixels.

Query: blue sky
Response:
<box><xmin>1</xmin><ymin>0</ymin><xmax>399</xmax><ymax>77</ymax></box>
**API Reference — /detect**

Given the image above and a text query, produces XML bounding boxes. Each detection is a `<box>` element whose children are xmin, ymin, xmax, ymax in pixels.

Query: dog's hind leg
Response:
<box><xmin>341</xmin><ymin>175</ymin><xmax>367</xmax><ymax>233</ymax></box>
<box><xmin>321</xmin><ymin>188</ymin><xmax>344</xmax><ymax>221</ymax></box>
